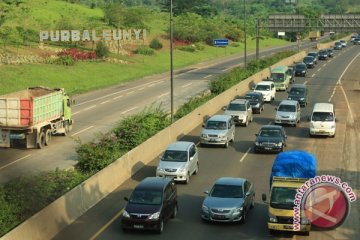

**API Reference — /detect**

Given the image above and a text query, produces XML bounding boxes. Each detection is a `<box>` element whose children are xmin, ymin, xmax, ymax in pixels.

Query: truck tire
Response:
<box><xmin>45</xmin><ymin>129</ymin><xmax>51</xmax><ymax>146</ymax></box>
<box><xmin>37</xmin><ymin>131</ymin><xmax>46</xmax><ymax>149</ymax></box>
<box><xmin>63</xmin><ymin>122</ymin><xmax>70</xmax><ymax>136</ymax></box>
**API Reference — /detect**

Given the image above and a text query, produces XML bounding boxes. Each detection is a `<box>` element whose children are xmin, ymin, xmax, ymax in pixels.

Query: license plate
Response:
<box><xmin>133</xmin><ymin>225</ymin><xmax>144</xmax><ymax>229</ymax></box>
<box><xmin>284</xmin><ymin>225</ymin><xmax>293</xmax><ymax>230</ymax></box>
<box><xmin>210</xmin><ymin>139</ymin><xmax>217</xmax><ymax>142</ymax></box>
<box><xmin>265</xmin><ymin>147</ymin><xmax>272</xmax><ymax>150</ymax></box>
<box><xmin>213</xmin><ymin>214</ymin><xmax>226</xmax><ymax>219</ymax></box>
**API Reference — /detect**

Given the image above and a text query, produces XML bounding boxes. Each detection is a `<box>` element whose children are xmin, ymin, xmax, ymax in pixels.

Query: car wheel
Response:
<box><xmin>250</xmin><ymin>115</ymin><xmax>253</xmax><ymax>122</ymax></box>
<box><xmin>250</xmin><ymin>195</ymin><xmax>255</xmax><ymax>209</ymax></box>
<box><xmin>45</xmin><ymin>129</ymin><xmax>51</xmax><ymax>146</ymax></box>
<box><xmin>244</xmin><ymin>119</ymin><xmax>249</xmax><ymax>127</ymax></box>
<box><xmin>224</xmin><ymin>140</ymin><xmax>229</xmax><ymax>148</ymax></box>
<box><xmin>171</xmin><ymin>204</ymin><xmax>178</xmax><ymax>219</ymax></box>
<box><xmin>230</xmin><ymin>132</ymin><xmax>235</xmax><ymax>142</ymax></box>
<box><xmin>157</xmin><ymin>219</ymin><xmax>164</xmax><ymax>234</ymax></box>
<box><xmin>240</xmin><ymin>210</ymin><xmax>246</xmax><ymax>224</ymax></box>
<box><xmin>280</xmin><ymin>146</ymin><xmax>284</xmax><ymax>152</ymax></box>
<box><xmin>185</xmin><ymin>172</ymin><xmax>190</xmax><ymax>184</ymax></box>
<box><xmin>269</xmin><ymin>229</ymin><xmax>277</xmax><ymax>235</ymax></box>
<box><xmin>37</xmin><ymin>131</ymin><xmax>46</xmax><ymax>149</ymax></box>
<box><xmin>194</xmin><ymin>162</ymin><xmax>199</xmax><ymax>175</ymax></box>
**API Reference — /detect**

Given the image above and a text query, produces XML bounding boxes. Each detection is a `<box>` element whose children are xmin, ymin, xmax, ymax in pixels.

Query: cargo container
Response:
<box><xmin>0</xmin><ymin>87</ymin><xmax>73</xmax><ymax>149</ymax></box>
<box><xmin>309</xmin><ymin>31</ymin><xmax>320</xmax><ymax>41</ymax></box>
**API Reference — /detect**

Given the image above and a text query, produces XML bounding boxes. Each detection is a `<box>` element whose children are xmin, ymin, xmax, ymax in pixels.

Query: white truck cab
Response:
<box><xmin>253</xmin><ymin>81</ymin><xmax>276</xmax><ymax>102</ymax></box>
<box><xmin>309</xmin><ymin>103</ymin><xmax>336</xmax><ymax>137</ymax></box>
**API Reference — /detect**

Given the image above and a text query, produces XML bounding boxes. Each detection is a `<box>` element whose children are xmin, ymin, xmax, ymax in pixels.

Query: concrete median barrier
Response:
<box><xmin>2</xmin><ymin>50</ymin><xmax>307</xmax><ymax>240</ymax></box>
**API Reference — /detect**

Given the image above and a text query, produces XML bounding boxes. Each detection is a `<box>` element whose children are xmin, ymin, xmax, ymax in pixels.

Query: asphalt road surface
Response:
<box><xmin>0</xmin><ymin>39</ymin><xmax>321</xmax><ymax>184</ymax></box>
<box><xmin>53</xmin><ymin>44</ymin><xmax>360</xmax><ymax>239</ymax></box>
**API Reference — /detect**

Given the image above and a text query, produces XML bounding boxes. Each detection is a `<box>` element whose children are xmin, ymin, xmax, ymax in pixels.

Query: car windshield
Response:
<box><xmin>303</xmin><ymin>57</ymin><xmax>313</xmax><ymax>63</ymax></box>
<box><xmin>162</xmin><ymin>150</ymin><xmax>187</xmax><ymax>162</ymax></box>
<box><xmin>210</xmin><ymin>184</ymin><xmax>243</xmax><ymax>198</ymax></box>
<box><xmin>227</xmin><ymin>103</ymin><xmax>246</xmax><ymax>111</ymax></box>
<box><xmin>312</xmin><ymin>112</ymin><xmax>334</xmax><ymax>121</ymax></box>
<box><xmin>295</xmin><ymin>64</ymin><xmax>305</xmax><ymax>70</ymax></box>
<box><xmin>289</xmin><ymin>88</ymin><xmax>305</xmax><ymax>95</ymax></box>
<box><xmin>255</xmin><ymin>84</ymin><xmax>270</xmax><ymax>91</ymax></box>
<box><xmin>259</xmin><ymin>129</ymin><xmax>282</xmax><ymax>137</ymax></box>
<box><xmin>129</xmin><ymin>190</ymin><xmax>162</xmax><ymax>205</ymax></box>
<box><xmin>319</xmin><ymin>50</ymin><xmax>327</xmax><ymax>55</ymax></box>
<box><xmin>308</xmin><ymin>53</ymin><xmax>317</xmax><ymax>57</ymax></box>
<box><xmin>278</xmin><ymin>104</ymin><xmax>296</xmax><ymax>112</ymax></box>
<box><xmin>245</xmin><ymin>95</ymin><xmax>259</xmax><ymax>102</ymax></box>
<box><xmin>270</xmin><ymin>187</ymin><xmax>296</xmax><ymax>209</ymax></box>
<box><xmin>270</xmin><ymin>73</ymin><xmax>285</xmax><ymax>82</ymax></box>
<box><xmin>335</xmin><ymin>42</ymin><xmax>341</xmax><ymax>46</ymax></box>
<box><xmin>206</xmin><ymin>120</ymin><xmax>227</xmax><ymax>130</ymax></box>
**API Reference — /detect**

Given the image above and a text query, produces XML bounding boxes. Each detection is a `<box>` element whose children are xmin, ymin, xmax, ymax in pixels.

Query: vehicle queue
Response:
<box><xmin>120</xmin><ymin>39</ymin><xmax>349</xmax><ymax>234</ymax></box>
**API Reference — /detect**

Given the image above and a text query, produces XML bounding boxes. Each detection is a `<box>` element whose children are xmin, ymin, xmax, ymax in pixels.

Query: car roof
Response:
<box><xmin>166</xmin><ymin>141</ymin><xmax>193</xmax><ymax>151</ymax></box>
<box><xmin>313</xmin><ymin>103</ymin><xmax>334</xmax><ymax>112</ymax></box>
<box><xmin>295</xmin><ymin>62</ymin><xmax>306</xmax><ymax>65</ymax></box>
<box><xmin>208</xmin><ymin>114</ymin><xmax>232</xmax><ymax>121</ymax></box>
<box><xmin>260</xmin><ymin>125</ymin><xmax>284</xmax><ymax>130</ymax></box>
<box><xmin>136</xmin><ymin>177</ymin><xmax>173</xmax><ymax>191</ymax></box>
<box><xmin>290</xmin><ymin>84</ymin><xmax>306</xmax><ymax>89</ymax></box>
<box><xmin>246</xmin><ymin>91</ymin><xmax>263</xmax><ymax>97</ymax></box>
<box><xmin>304</xmin><ymin>56</ymin><xmax>314</xmax><ymax>59</ymax></box>
<box><xmin>271</xmin><ymin>66</ymin><xmax>288</xmax><ymax>73</ymax></box>
<box><xmin>256</xmin><ymin>81</ymin><xmax>273</xmax><ymax>86</ymax></box>
<box><xmin>230</xmin><ymin>98</ymin><xmax>247</xmax><ymax>104</ymax></box>
<box><xmin>279</xmin><ymin>99</ymin><xmax>298</xmax><ymax>106</ymax></box>
<box><xmin>308</xmin><ymin>51</ymin><xmax>318</xmax><ymax>54</ymax></box>
<box><xmin>214</xmin><ymin>177</ymin><xmax>246</xmax><ymax>186</ymax></box>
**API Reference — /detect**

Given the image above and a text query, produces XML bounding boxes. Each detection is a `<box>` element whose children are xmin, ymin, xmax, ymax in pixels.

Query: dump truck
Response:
<box><xmin>0</xmin><ymin>87</ymin><xmax>73</xmax><ymax>149</ymax></box>
<box><xmin>262</xmin><ymin>150</ymin><xmax>317</xmax><ymax>235</ymax></box>
<box><xmin>309</xmin><ymin>31</ymin><xmax>320</xmax><ymax>41</ymax></box>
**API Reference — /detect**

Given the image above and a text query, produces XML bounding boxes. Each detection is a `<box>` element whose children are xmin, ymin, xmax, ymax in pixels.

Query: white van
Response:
<box><xmin>253</xmin><ymin>81</ymin><xmax>276</xmax><ymax>102</ymax></box>
<box><xmin>309</xmin><ymin>103</ymin><xmax>336</xmax><ymax>137</ymax></box>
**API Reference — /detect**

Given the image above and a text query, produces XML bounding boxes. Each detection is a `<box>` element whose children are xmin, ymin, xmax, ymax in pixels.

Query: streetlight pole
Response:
<box><xmin>170</xmin><ymin>0</ymin><xmax>174</xmax><ymax>123</ymax></box>
<box><xmin>243</xmin><ymin>0</ymin><xmax>247</xmax><ymax>67</ymax></box>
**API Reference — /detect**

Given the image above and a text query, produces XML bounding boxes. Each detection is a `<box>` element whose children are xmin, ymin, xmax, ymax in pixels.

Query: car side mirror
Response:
<box><xmin>285</xmin><ymin>135</ymin><xmax>288</xmax><ymax>139</ymax></box>
<box><xmin>255</xmin><ymin>133</ymin><xmax>258</xmax><ymax>136</ymax></box>
<box><xmin>204</xmin><ymin>190</ymin><xmax>209</xmax><ymax>195</ymax></box>
<box><xmin>159</xmin><ymin>155</ymin><xmax>163</xmax><ymax>160</ymax></box>
<box><xmin>275</xmin><ymin>107</ymin><xmax>277</xmax><ymax>110</ymax></box>
<box><xmin>262</xmin><ymin>193</ymin><xmax>267</xmax><ymax>202</ymax></box>
<box><xmin>202</xmin><ymin>123</ymin><xmax>205</xmax><ymax>128</ymax></box>
<box><xmin>252</xmin><ymin>86</ymin><xmax>255</xmax><ymax>90</ymax></box>
<box><xmin>124</xmin><ymin>197</ymin><xmax>129</xmax><ymax>202</ymax></box>
<box><xmin>222</xmin><ymin>106</ymin><xmax>227</xmax><ymax>111</ymax></box>
<box><xmin>246</xmin><ymin>192</ymin><xmax>251</xmax><ymax>197</ymax></box>
<box><xmin>189</xmin><ymin>156</ymin><xmax>194</xmax><ymax>161</ymax></box>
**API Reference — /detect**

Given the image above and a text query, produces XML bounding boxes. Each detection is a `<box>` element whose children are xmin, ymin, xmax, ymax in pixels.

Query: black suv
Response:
<box><xmin>303</xmin><ymin>56</ymin><xmax>316</xmax><ymax>68</ymax></box>
<box><xmin>294</xmin><ymin>62</ymin><xmax>307</xmax><ymax>77</ymax></box>
<box><xmin>122</xmin><ymin>177</ymin><xmax>178</xmax><ymax>233</ymax></box>
<box><xmin>254</xmin><ymin>125</ymin><xmax>287</xmax><ymax>153</ymax></box>
<box><xmin>287</xmin><ymin>84</ymin><xmax>308</xmax><ymax>107</ymax></box>
<box><xmin>307</xmin><ymin>52</ymin><xmax>318</xmax><ymax>64</ymax></box>
<box><xmin>326</xmin><ymin>48</ymin><xmax>334</xmax><ymax>57</ymax></box>
<box><xmin>245</xmin><ymin>91</ymin><xmax>265</xmax><ymax>113</ymax></box>
<box><xmin>318</xmin><ymin>49</ymin><xmax>328</xmax><ymax>60</ymax></box>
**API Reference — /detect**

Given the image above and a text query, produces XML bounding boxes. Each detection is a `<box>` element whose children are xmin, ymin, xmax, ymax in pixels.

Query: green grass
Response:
<box><xmin>0</xmin><ymin>37</ymin><xmax>288</xmax><ymax>95</ymax></box>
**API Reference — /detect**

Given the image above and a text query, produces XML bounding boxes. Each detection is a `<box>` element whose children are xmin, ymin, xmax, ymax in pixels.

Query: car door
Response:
<box><xmin>228</xmin><ymin>119</ymin><xmax>235</xmax><ymax>139</ymax></box>
<box><xmin>271</xmin><ymin>83</ymin><xmax>276</xmax><ymax>99</ymax></box>
<box><xmin>243</xmin><ymin>181</ymin><xmax>251</xmax><ymax>211</ymax></box>
<box><xmin>163</xmin><ymin>185</ymin><xmax>175</xmax><ymax>220</ymax></box>
<box><xmin>296</xmin><ymin>102</ymin><xmax>301</xmax><ymax>122</ymax></box>
<box><xmin>189</xmin><ymin>144</ymin><xmax>197</xmax><ymax>174</ymax></box>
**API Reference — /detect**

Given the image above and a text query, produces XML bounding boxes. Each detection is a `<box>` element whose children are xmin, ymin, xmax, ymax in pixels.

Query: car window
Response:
<box><xmin>245</xmin><ymin>95</ymin><xmax>259</xmax><ymax>102</ymax></box>
<box><xmin>255</xmin><ymin>84</ymin><xmax>270</xmax><ymax>91</ymax></box>
<box><xmin>210</xmin><ymin>184</ymin><xmax>243</xmax><ymax>198</ymax></box>
<box><xmin>206</xmin><ymin>120</ymin><xmax>227</xmax><ymax>130</ymax></box>
<box><xmin>164</xmin><ymin>185</ymin><xmax>173</xmax><ymax>201</ymax></box>
<box><xmin>312</xmin><ymin>112</ymin><xmax>334</xmax><ymax>121</ymax></box>
<box><xmin>270</xmin><ymin>73</ymin><xmax>285</xmax><ymax>82</ymax></box>
<box><xmin>278</xmin><ymin>104</ymin><xmax>296</xmax><ymax>112</ymax></box>
<box><xmin>129</xmin><ymin>190</ymin><xmax>162</xmax><ymax>205</ymax></box>
<box><xmin>244</xmin><ymin>181</ymin><xmax>251</xmax><ymax>193</ymax></box>
<box><xmin>259</xmin><ymin>129</ymin><xmax>281</xmax><ymax>137</ymax></box>
<box><xmin>162</xmin><ymin>150</ymin><xmax>188</xmax><ymax>162</ymax></box>
<box><xmin>189</xmin><ymin>145</ymin><xmax>196</xmax><ymax>157</ymax></box>
<box><xmin>227</xmin><ymin>103</ymin><xmax>246</xmax><ymax>111</ymax></box>
<box><xmin>289</xmin><ymin>88</ymin><xmax>305</xmax><ymax>95</ymax></box>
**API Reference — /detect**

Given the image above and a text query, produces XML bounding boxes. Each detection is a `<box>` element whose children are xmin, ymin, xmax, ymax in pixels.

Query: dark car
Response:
<box><xmin>334</xmin><ymin>41</ymin><xmax>342</xmax><ymax>50</ymax></box>
<box><xmin>287</xmin><ymin>84</ymin><xmax>308</xmax><ymax>107</ymax></box>
<box><xmin>307</xmin><ymin>52</ymin><xmax>318</xmax><ymax>64</ymax></box>
<box><xmin>245</xmin><ymin>91</ymin><xmax>264</xmax><ymax>113</ymax></box>
<box><xmin>353</xmin><ymin>38</ymin><xmax>360</xmax><ymax>45</ymax></box>
<box><xmin>318</xmin><ymin>49</ymin><xmax>328</xmax><ymax>60</ymax></box>
<box><xmin>122</xmin><ymin>177</ymin><xmax>178</xmax><ymax>233</ymax></box>
<box><xmin>326</xmin><ymin>48</ymin><xmax>334</xmax><ymax>57</ymax></box>
<box><xmin>287</xmin><ymin>66</ymin><xmax>296</xmax><ymax>83</ymax></box>
<box><xmin>254</xmin><ymin>125</ymin><xmax>287</xmax><ymax>153</ymax></box>
<box><xmin>303</xmin><ymin>56</ymin><xmax>316</xmax><ymax>68</ymax></box>
<box><xmin>294</xmin><ymin>62</ymin><xmax>307</xmax><ymax>77</ymax></box>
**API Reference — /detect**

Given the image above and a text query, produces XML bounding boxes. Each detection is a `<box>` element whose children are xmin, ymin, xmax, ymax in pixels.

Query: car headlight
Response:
<box><xmin>202</xmin><ymin>205</ymin><xmax>209</xmax><ymax>213</ymax></box>
<box><xmin>302</xmin><ymin>70</ymin><xmax>305</xmax><ymax>73</ymax></box>
<box><xmin>276</xmin><ymin>142</ymin><xmax>283</xmax><ymax>147</ymax></box>
<box><xmin>219</xmin><ymin>134</ymin><xmax>227</xmax><ymax>139</ymax></box>
<box><xmin>178</xmin><ymin>166</ymin><xmax>186</xmax><ymax>172</ymax></box>
<box><xmin>300</xmin><ymin>98</ymin><xmax>305</xmax><ymax>101</ymax></box>
<box><xmin>254</xmin><ymin>103</ymin><xmax>260</xmax><ymax>107</ymax></box>
<box><xmin>301</xmin><ymin>216</ymin><xmax>310</xmax><ymax>224</ymax></box>
<box><xmin>310</xmin><ymin>123</ymin><xmax>315</xmax><ymax>128</ymax></box>
<box><xmin>123</xmin><ymin>210</ymin><xmax>130</xmax><ymax>218</ymax></box>
<box><xmin>148</xmin><ymin>211</ymin><xmax>160</xmax><ymax>220</ymax></box>
<box><xmin>331</xmin><ymin>125</ymin><xmax>336</xmax><ymax>129</ymax></box>
<box><xmin>288</xmin><ymin>97</ymin><xmax>292</xmax><ymax>100</ymax></box>
<box><xmin>234</xmin><ymin>207</ymin><xmax>243</xmax><ymax>213</ymax></box>
<box><xmin>255</xmin><ymin>141</ymin><xmax>260</xmax><ymax>146</ymax></box>
<box><xmin>157</xmin><ymin>167</ymin><xmax>164</xmax><ymax>172</ymax></box>
<box><xmin>201</xmin><ymin>134</ymin><xmax>207</xmax><ymax>138</ymax></box>
<box><xmin>269</xmin><ymin>213</ymin><xmax>278</xmax><ymax>223</ymax></box>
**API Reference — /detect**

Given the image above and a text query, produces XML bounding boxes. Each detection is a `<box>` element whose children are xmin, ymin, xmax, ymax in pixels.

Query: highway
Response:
<box><xmin>0</xmin><ymin>39</ymin><xmax>321</xmax><ymax>184</ymax></box>
<box><xmin>53</xmin><ymin>44</ymin><xmax>360</xmax><ymax>239</ymax></box>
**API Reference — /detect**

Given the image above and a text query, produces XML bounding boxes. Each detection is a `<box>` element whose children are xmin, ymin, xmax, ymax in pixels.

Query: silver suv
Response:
<box><xmin>224</xmin><ymin>99</ymin><xmax>253</xmax><ymax>127</ymax></box>
<box><xmin>275</xmin><ymin>100</ymin><xmax>301</xmax><ymax>127</ymax></box>
<box><xmin>156</xmin><ymin>141</ymin><xmax>199</xmax><ymax>184</ymax></box>
<box><xmin>200</xmin><ymin>115</ymin><xmax>235</xmax><ymax>148</ymax></box>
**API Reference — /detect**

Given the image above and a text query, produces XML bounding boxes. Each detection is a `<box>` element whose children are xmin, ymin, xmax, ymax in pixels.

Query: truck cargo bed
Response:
<box><xmin>0</xmin><ymin>87</ymin><xmax>64</xmax><ymax>128</ymax></box>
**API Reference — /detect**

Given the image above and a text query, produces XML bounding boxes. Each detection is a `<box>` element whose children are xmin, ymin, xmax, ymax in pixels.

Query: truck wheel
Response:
<box><xmin>45</xmin><ymin>129</ymin><xmax>51</xmax><ymax>146</ymax></box>
<box><xmin>63</xmin><ymin>122</ymin><xmax>70</xmax><ymax>136</ymax></box>
<box><xmin>37</xmin><ymin>131</ymin><xmax>46</xmax><ymax>149</ymax></box>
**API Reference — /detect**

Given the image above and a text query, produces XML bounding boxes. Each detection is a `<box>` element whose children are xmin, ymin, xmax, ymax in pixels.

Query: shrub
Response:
<box><xmin>95</xmin><ymin>41</ymin><xmax>110</xmax><ymax>58</ymax></box>
<box><xmin>149</xmin><ymin>38</ymin><xmax>163</xmax><ymax>50</ymax></box>
<box><xmin>174</xmin><ymin>92</ymin><xmax>214</xmax><ymax>120</ymax></box>
<box><xmin>57</xmin><ymin>48</ymin><xmax>96</xmax><ymax>61</ymax></box>
<box><xmin>194</xmin><ymin>42</ymin><xmax>205</xmax><ymax>50</ymax></box>
<box><xmin>134</xmin><ymin>46</ymin><xmax>155</xmax><ymax>55</ymax></box>
<box><xmin>54</xmin><ymin>56</ymin><xmax>75</xmax><ymax>66</ymax></box>
<box><xmin>230</xmin><ymin>42</ymin><xmax>241</xmax><ymax>47</ymax></box>
<box><xmin>177</xmin><ymin>45</ymin><xmax>196</xmax><ymax>52</ymax></box>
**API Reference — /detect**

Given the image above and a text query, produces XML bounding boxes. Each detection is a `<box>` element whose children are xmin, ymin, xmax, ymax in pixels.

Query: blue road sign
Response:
<box><xmin>213</xmin><ymin>39</ymin><xmax>229</xmax><ymax>46</ymax></box>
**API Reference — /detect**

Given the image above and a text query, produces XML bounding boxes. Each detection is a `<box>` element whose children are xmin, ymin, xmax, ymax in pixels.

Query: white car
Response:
<box><xmin>156</xmin><ymin>141</ymin><xmax>199</xmax><ymax>184</ymax></box>
<box><xmin>224</xmin><ymin>99</ymin><xmax>253</xmax><ymax>126</ymax></box>
<box><xmin>340</xmin><ymin>39</ymin><xmax>347</xmax><ymax>47</ymax></box>
<box><xmin>309</xmin><ymin>103</ymin><xmax>336</xmax><ymax>137</ymax></box>
<box><xmin>275</xmin><ymin>100</ymin><xmax>301</xmax><ymax>127</ymax></box>
<box><xmin>253</xmin><ymin>81</ymin><xmax>276</xmax><ymax>102</ymax></box>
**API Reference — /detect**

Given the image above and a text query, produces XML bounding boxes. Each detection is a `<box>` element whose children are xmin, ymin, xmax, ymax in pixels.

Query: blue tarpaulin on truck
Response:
<box><xmin>270</xmin><ymin>150</ymin><xmax>317</xmax><ymax>186</ymax></box>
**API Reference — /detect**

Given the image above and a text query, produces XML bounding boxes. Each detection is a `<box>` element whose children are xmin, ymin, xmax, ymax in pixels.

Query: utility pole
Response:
<box><xmin>243</xmin><ymin>0</ymin><xmax>247</xmax><ymax>67</ymax></box>
<box><xmin>170</xmin><ymin>0</ymin><xmax>174</xmax><ymax>123</ymax></box>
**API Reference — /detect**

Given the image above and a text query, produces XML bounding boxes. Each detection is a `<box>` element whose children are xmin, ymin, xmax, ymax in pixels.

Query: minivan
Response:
<box><xmin>200</xmin><ymin>115</ymin><xmax>235</xmax><ymax>148</ymax></box>
<box><xmin>253</xmin><ymin>81</ymin><xmax>276</xmax><ymax>102</ymax></box>
<box><xmin>122</xmin><ymin>177</ymin><xmax>178</xmax><ymax>233</ymax></box>
<box><xmin>269</xmin><ymin>66</ymin><xmax>291</xmax><ymax>91</ymax></box>
<box><xmin>156</xmin><ymin>141</ymin><xmax>199</xmax><ymax>184</ymax></box>
<box><xmin>224</xmin><ymin>99</ymin><xmax>253</xmax><ymax>126</ymax></box>
<box><xmin>275</xmin><ymin>100</ymin><xmax>301</xmax><ymax>127</ymax></box>
<box><xmin>309</xmin><ymin>103</ymin><xmax>336</xmax><ymax>137</ymax></box>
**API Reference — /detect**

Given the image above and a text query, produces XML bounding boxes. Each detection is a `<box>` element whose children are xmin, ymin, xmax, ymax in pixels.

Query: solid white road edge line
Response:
<box><xmin>0</xmin><ymin>154</ymin><xmax>32</xmax><ymax>171</ymax></box>
<box><xmin>71</xmin><ymin>126</ymin><xmax>94</xmax><ymax>137</ymax></box>
<box><xmin>121</xmin><ymin>106</ymin><xmax>138</xmax><ymax>114</ymax></box>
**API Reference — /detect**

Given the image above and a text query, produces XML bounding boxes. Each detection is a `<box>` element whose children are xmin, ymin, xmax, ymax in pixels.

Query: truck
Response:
<box><xmin>0</xmin><ymin>87</ymin><xmax>73</xmax><ymax>149</ymax></box>
<box><xmin>262</xmin><ymin>150</ymin><xmax>317</xmax><ymax>235</ymax></box>
<box><xmin>309</xmin><ymin>31</ymin><xmax>320</xmax><ymax>41</ymax></box>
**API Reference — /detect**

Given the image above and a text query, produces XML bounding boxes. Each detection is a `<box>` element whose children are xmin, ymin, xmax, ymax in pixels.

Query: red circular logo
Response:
<box><xmin>303</xmin><ymin>184</ymin><xmax>349</xmax><ymax>229</ymax></box>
